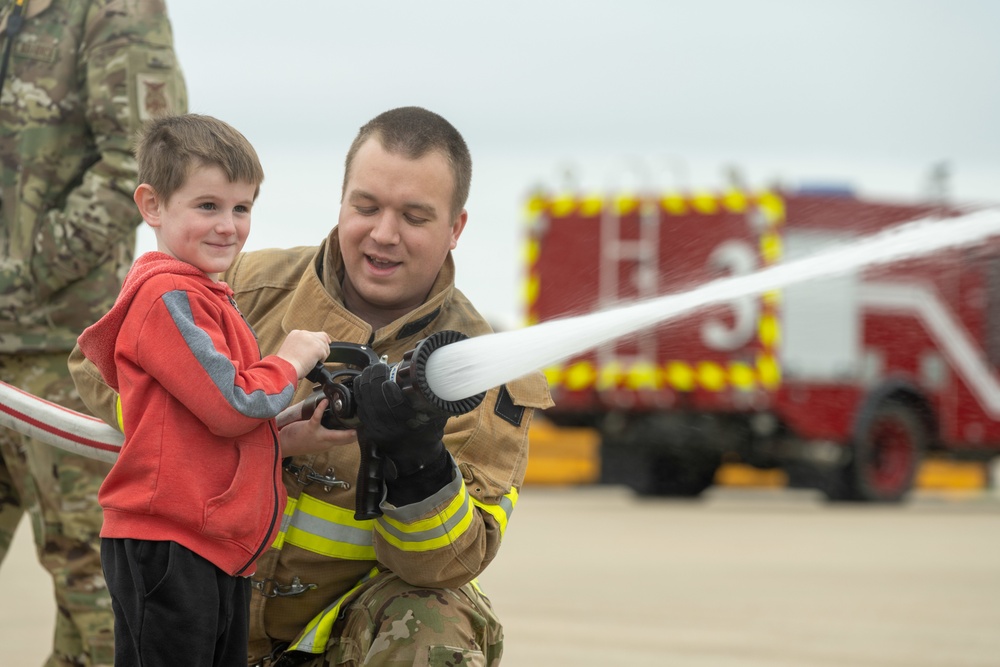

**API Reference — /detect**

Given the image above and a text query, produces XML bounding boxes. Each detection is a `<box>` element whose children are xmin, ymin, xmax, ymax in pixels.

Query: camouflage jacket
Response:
<box><xmin>0</xmin><ymin>0</ymin><xmax>186</xmax><ymax>353</ymax></box>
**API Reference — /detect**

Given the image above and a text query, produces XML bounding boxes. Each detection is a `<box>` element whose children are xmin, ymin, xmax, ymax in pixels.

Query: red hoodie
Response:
<box><xmin>78</xmin><ymin>252</ymin><xmax>295</xmax><ymax>576</ymax></box>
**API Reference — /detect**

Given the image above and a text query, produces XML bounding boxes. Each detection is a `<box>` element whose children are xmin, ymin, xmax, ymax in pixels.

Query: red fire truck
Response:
<box><xmin>523</xmin><ymin>186</ymin><xmax>1000</xmax><ymax>501</ymax></box>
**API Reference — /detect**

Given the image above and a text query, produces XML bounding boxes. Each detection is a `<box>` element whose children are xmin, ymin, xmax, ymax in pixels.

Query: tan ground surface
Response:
<box><xmin>3</xmin><ymin>485</ymin><xmax>999</xmax><ymax>666</ymax></box>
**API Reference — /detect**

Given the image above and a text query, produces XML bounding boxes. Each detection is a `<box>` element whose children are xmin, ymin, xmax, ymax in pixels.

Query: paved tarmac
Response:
<box><xmin>3</xmin><ymin>485</ymin><xmax>999</xmax><ymax>666</ymax></box>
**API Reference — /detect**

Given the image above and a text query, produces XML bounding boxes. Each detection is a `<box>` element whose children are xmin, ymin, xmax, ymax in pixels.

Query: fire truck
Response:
<box><xmin>523</xmin><ymin>185</ymin><xmax>1000</xmax><ymax>501</ymax></box>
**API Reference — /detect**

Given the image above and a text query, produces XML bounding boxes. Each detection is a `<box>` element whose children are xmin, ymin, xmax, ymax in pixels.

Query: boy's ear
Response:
<box><xmin>134</xmin><ymin>183</ymin><xmax>162</xmax><ymax>227</ymax></box>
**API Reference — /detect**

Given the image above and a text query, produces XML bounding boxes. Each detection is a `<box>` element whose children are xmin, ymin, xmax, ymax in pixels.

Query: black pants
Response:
<box><xmin>101</xmin><ymin>538</ymin><xmax>250</xmax><ymax>667</ymax></box>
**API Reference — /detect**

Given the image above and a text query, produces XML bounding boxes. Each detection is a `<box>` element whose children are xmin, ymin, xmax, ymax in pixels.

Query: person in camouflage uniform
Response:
<box><xmin>0</xmin><ymin>1</ymin><xmax>186</xmax><ymax>665</ymax></box>
<box><xmin>71</xmin><ymin>106</ymin><xmax>553</xmax><ymax>667</ymax></box>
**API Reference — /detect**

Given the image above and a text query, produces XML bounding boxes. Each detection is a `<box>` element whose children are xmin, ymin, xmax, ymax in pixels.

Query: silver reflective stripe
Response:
<box><xmin>162</xmin><ymin>290</ymin><xmax>293</xmax><ymax>418</ymax></box>
<box><xmin>278</xmin><ymin>493</ymin><xmax>375</xmax><ymax>560</ymax></box>
<box><xmin>377</xmin><ymin>485</ymin><xmax>471</xmax><ymax>546</ymax></box>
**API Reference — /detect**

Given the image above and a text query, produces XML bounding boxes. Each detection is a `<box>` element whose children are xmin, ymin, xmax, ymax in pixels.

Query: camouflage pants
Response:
<box><xmin>0</xmin><ymin>351</ymin><xmax>114</xmax><ymax>667</ymax></box>
<box><xmin>272</xmin><ymin>572</ymin><xmax>503</xmax><ymax>667</ymax></box>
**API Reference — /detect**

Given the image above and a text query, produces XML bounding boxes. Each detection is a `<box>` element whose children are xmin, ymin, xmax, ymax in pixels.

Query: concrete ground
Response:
<box><xmin>3</xmin><ymin>485</ymin><xmax>998</xmax><ymax>666</ymax></box>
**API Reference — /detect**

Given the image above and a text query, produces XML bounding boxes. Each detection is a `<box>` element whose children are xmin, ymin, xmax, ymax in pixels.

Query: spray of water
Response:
<box><xmin>424</xmin><ymin>208</ymin><xmax>1000</xmax><ymax>402</ymax></box>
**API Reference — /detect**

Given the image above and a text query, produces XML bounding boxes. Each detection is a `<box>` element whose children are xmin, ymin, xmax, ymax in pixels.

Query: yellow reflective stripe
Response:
<box><xmin>548</xmin><ymin>357</ymin><xmax>794</xmax><ymax>393</ymax></box>
<box><xmin>728</xmin><ymin>361</ymin><xmax>756</xmax><ymax>390</ymax></box>
<box><xmin>525</xmin><ymin>195</ymin><xmax>546</xmax><ymax>215</ymax></box>
<box><xmin>759</xmin><ymin>313</ymin><xmax>781</xmax><ymax>348</ymax></box>
<box><xmin>469</xmin><ymin>486</ymin><xmax>518</xmax><ymax>537</ymax></box>
<box><xmin>543</xmin><ymin>366</ymin><xmax>562</xmax><ymax>386</ymax></box>
<box><xmin>662</xmin><ymin>192</ymin><xmax>687</xmax><ymax>215</ymax></box>
<box><xmin>579</xmin><ymin>193</ymin><xmax>603</xmax><ymax>217</ymax></box>
<box><xmin>270</xmin><ymin>496</ymin><xmax>298</xmax><ymax>549</ymax></box>
<box><xmin>596</xmin><ymin>361</ymin><xmax>623</xmax><ymax>390</ymax></box>
<box><xmin>757</xmin><ymin>191</ymin><xmax>785</xmax><ymax>223</ymax></box>
<box><xmin>551</xmin><ymin>194</ymin><xmax>575</xmax><ymax>217</ymax></box>
<box><xmin>624</xmin><ymin>361</ymin><xmax>659</xmax><ymax>390</ymax></box>
<box><xmin>615</xmin><ymin>194</ymin><xmax>638</xmax><ymax>215</ymax></box>
<box><xmin>565</xmin><ymin>361</ymin><xmax>596</xmax><ymax>391</ymax></box>
<box><xmin>288</xmin><ymin>567</ymin><xmax>380</xmax><ymax>655</ymax></box>
<box><xmin>760</xmin><ymin>230</ymin><xmax>783</xmax><ymax>263</ymax></box>
<box><xmin>723</xmin><ymin>189</ymin><xmax>748</xmax><ymax>213</ymax></box>
<box><xmin>691</xmin><ymin>191</ymin><xmax>718</xmax><ymax>214</ymax></box>
<box><xmin>374</xmin><ymin>485</ymin><xmax>475</xmax><ymax>552</ymax></box>
<box><xmin>115</xmin><ymin>394</ymin><xmax>124</xmax><ymax>432</ymax></box>
<box><xmin>275</xmin><ymin>493</ymin><xmax>375</xmax><ymax>560</ymax></box>
<box><xmin>757</xmin><ymin>353</ymin><xmax>781</xmax><ymax>389</ymax></box>
<box><xmin>666</xmin><ymin>360</ymin><xmax>696</xmax><ymax>391</ymax></box>
<box><xmin>697</xmin><ymin>361</ymin><xmax>726</xmax><ymax>391</ymax></box>
<box><xmin>523</xmin><ymin>274</ymin><xmax>540</xmax><ymax>308</ymax></box>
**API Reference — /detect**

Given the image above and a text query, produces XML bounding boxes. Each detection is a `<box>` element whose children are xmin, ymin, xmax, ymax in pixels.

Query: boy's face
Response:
<box><xmin>338</xmin><ymin>138</ymin><xmax>467</xmax><ymax>320</ymax></box>
<box><xmin>142</xmin><ymin>163</ymin><xmax>256</xmax><ymax>280</ymax></box>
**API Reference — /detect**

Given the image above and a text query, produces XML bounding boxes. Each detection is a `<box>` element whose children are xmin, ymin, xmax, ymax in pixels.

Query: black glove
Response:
<box><xmin>352</xmin><ymin>362</ymin><xmax>450</xmax><ymax>482</ymax></box>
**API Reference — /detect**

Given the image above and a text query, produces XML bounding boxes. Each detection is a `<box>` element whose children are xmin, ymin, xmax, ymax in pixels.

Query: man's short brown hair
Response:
<box><xmin>342</xmin><ymin>107</ymin><xmax>472</xmax><ymax>222</ymax></box>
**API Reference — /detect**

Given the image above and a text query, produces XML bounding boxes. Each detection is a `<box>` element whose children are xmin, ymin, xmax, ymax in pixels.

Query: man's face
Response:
<box><xmin>338</xmin><ymin>138</ymin><xmax>467</xmax><ymax>322</ymax></box>
<box><xmin>146</xmin><ymin>163</ymin><xmax>255</xmax><ymax>281</ymax></box>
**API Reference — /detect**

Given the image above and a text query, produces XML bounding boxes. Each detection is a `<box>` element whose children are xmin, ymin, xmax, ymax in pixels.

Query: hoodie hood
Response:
<box><xmin>78</xmin><ymin>252</ymin><xmax>226</xmax><ymax>390</ymax></box>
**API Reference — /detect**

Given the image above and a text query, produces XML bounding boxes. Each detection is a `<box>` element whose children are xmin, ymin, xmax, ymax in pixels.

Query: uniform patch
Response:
<box><xmin>494</xmin><ymin>385</ymin><xmax>523</xmax><ymax>427</ymax></box>
<box><xmin>136</xmin><ymin>73</ymin><xmax>171</xmax><ymax>120</ymax></box>
<box><xmin>14</xmin><ymin>40</ymin><xmax>57</xmax><ymax>63</ymax></box>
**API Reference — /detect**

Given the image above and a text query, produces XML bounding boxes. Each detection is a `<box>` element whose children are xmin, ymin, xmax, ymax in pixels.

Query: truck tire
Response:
<box><xmin>599</xmin><ymin>414</ymin><xmax>725</xmax><ymax>498</ymax></box>
<box><xmin>830</xmin><ymin>400</ymin><xmax>925</xmax><ymax>502</ymax></box>
<box><xmin>643</xmin><ymin>450</ymin><xmax>721</xmax><ymax>497</ymax></box>
<box><xmin>601</xmin><ymin>443</ymin><xmax>721</xmax><ymax>497</ymax></box>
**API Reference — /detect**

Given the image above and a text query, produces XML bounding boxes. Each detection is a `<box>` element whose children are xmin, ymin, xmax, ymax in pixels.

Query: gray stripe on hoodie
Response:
<box><xmin>161</xmin><ymin>289</ymin><xmax>292</xmax><ymax>418</ymax></box>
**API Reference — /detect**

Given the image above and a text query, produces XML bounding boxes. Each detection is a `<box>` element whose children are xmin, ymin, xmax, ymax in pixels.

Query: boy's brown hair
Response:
<box><xmin>134</xmin><ymin>113</ymin><xmax>264</xmax><ymax>202</ymax></box>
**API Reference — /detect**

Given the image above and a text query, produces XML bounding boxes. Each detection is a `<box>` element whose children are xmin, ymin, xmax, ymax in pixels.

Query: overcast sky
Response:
<box><xmin>148</xmin><ymin>1</ymin><xmax>1000</xmax><ymax>327</ymax></box>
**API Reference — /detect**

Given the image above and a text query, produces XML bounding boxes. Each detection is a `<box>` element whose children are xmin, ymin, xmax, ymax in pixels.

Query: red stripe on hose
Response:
<box><xmin>0</xmin><ymin>402</ymin><xmax>121</xmax><ymax>454</ymax></box>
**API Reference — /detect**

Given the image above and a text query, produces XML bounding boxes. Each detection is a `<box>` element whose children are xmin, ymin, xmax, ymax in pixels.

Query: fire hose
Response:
<box><xmin>0</xmin><ymin>379</ymin><xmax>123</xmax><ymax>464</ymax></box>
<box><xmin>0</xmin><ymin>331</ymin><xmax>484</xmax><ymax>519</ymax></box>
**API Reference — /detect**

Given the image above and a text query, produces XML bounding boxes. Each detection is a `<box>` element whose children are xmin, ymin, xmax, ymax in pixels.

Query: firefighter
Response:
<box><xmin>0</xmin><ymin>1</ymin><xmax>186</xmax><ymax>664</ymax></box>
<box><xmin>70</xmin><ymin>106</ymin><xmax>553</xmax><ymax>666</ymax></box>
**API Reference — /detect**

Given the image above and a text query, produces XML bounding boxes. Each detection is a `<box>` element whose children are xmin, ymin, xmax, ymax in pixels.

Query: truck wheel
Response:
<box><xmin>643</xmin><ymin>451</ymin><xmax>721</xmax><ymax>497</ymax></box>
<box><xmin>601</xmin><ymin>444</ymin><xmax>721</xmax><ymax>497</ymax></box>
<box><xmin>833</xmin><ymin>400</ymin><xmax>925</xmax><ymax>502</ymax></box>
<box><xmin>599</xmin><ymin>415</ymin><xmax>724</xmax><ymax>498</ymax></box>
<box><xmin>607</xmin><ymin>448</ymin><xmax>718</xmax><ymax>497</ymax></box>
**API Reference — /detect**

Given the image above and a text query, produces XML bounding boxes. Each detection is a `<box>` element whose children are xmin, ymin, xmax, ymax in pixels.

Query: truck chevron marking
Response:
<box><xmin>862</xmin><ymin>282</ymin><xmax>1000</xmax><ymax>417</ymax></box>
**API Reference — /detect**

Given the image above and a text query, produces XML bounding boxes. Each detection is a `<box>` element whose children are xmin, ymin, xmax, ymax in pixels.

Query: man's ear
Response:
<box><xmin>449</xmin><ymin>209</ymin><xmax>468</xmax><ymax>249</ymax></box>
<box><xmin>134</xmin><ymin>183</ymin><xmax>162</xmax><ymax>228</ymax></box>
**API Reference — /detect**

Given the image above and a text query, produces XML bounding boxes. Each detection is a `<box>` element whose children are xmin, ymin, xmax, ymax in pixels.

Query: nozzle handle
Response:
<box><xmin>354</xmin><ymin>439</ymin><xmax>385</xmax><ymax>521</ymax></box>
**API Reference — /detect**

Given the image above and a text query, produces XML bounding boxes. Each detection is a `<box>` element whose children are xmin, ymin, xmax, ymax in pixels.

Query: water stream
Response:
<box><xmin>424</xmin><ymin>208</ymin><xmax>1000</xmax><ymax>401</ymax></box>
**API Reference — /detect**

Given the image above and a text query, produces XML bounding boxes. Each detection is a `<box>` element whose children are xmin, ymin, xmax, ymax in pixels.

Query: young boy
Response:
<box><xmin>77</xmin><ymin>114</ymin><xmax>331</xmax><ymax>666</ymax></box>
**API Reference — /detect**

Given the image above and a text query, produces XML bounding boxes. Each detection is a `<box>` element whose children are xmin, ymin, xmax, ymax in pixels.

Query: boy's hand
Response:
<box><xmin>275</xmin><ymin>330</ymin><xmax>331</xmax><ymax>379</ymax></box>
<box><xmin>278</xmin><ymin>399</ymin><xmax>357</xmax><ymax>456</ymax></box>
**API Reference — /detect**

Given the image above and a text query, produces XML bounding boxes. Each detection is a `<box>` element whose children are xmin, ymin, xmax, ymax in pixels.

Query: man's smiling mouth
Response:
<box><xmin>366</xmin><ymin>255</ymin><xmax>400</xmax><ymax>268</ymax></box>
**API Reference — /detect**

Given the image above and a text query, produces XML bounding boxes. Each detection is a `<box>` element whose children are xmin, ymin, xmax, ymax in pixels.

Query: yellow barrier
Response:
<box><xmin>916</xmin><ymin>459</ymin><xmax>988</xmax><ymax>490</ymax></box>
<box><xmin>523</xmin><ymin>421</ymin><xmax>600</xmax><ymax>485</ymax></box>
<box><xmin>525</xmin><ymin>424</ymin><xmax>990</xmax><ymax>490</ymax></box>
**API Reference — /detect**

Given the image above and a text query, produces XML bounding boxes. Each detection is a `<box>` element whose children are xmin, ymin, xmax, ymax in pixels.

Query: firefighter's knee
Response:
<box><xmin>343</xmin><ymin>577</ymin><xmax>503</xmax><ymax>667</ymax></box>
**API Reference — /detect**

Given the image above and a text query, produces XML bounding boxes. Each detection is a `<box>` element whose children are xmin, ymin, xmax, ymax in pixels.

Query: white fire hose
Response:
<box><xmin>0</xmin><ymin>380</ymin><xmax>122</xmax><ymax>463</ymax></box>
